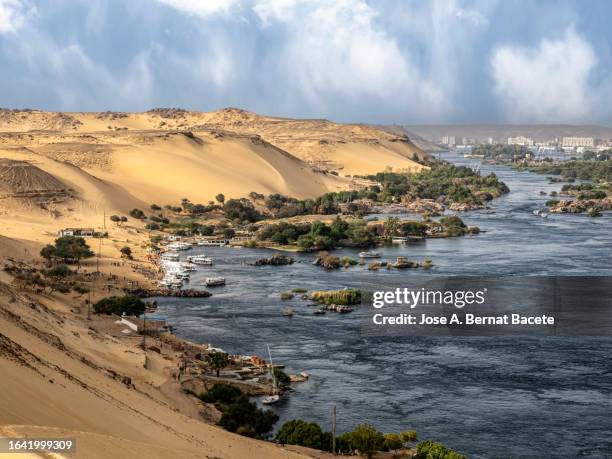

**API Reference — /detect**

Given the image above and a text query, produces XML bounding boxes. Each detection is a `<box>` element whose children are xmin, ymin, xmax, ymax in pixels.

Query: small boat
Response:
<box><xmin>161</xmin><ymin>252</ymin><xmax>180</xmax><ymax>261</ymax></box>
<box><xmin>205</xmin><ymin>277</ymin><xmax>226</xmax><ymax>287</ymax></box>
<box><xmin>181</xmin><ymin>262</ymin><xmax>197</xmax><ymax>271</ymax></box>
<box><xmin>262</xmin><ymin>344</ymin><xmax>280</xmax><ymax>405</ymax></box>
<box><xmin>300</xmin><ymin>371</ymin><xmax>310</xmax><ymax>379</ymax></box>
<box><xmin>313</xmin><ymin>308</ymin><xmax>326</xmax><ymax>315</ymax></box>
<box><xmin>337</xmin><ymin>305</ymin><xmax>353</xmax><ymax>313</ymax></box>
<box><xmin>359</xmin><ymin>251</ymin><xmax>381</xmax><ymax>258</ymax></box>
<box><xmin>187</xmin><ymin>255</ymin><xmax>213</xmax><ymax>265</ymax></box>
<box><xmin>282</xmin><ymin>308</ymin><xmax>294</xmax><ymax>317</ymax></box>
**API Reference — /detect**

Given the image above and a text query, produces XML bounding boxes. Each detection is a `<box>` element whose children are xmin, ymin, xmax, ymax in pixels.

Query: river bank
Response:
<box><xmin>154</xmin><ymin>152</ymin><xmax>612</xmax><ymax>458</ymax></box>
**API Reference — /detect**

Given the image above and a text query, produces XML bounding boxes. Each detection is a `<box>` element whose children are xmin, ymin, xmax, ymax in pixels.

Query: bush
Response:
<box><xmin>93</xmin><ymin>295</ymin><xmax>145</xmax><ymax>316</ymax></box>
<box><xmin>200</xmin><ymin>383</ymin><xmax>242</xmax><ymax>404</ymax></box>
<box><xmin>276</xmin><ymin>420</ymin><xmax>328</xmax><ymax>450</ymax></box>
<box><xmin>415</xmin><ymin>440</ymin><xmax>465</xmax><ymax>459</ymax></box>
<box><xmin>350</xmin><ymin>423</ymin><xmax>384</xmax><ymax>459</ymax></box>
<box><xmin>383</xmin><ymin>433</ymin><xmax>403</xmax><ymax>450</ymax></box>
<box><xmin>224</xmin><ymin>199</ymin><xmax>261</xmax><ymax>222</ymax></box>
<box><xmin>40</xmin><ymin>236</ymin><xmax>94</xmax><ymax>265</ymax></box>
<box><xmin>199</xmin><ymin>384</ymin><xmax>277</xmax><ymax>438</ymax></box>
<box><xmin>129</xmin><ymin>208</ymin><xmax>146</xmax><ymax>219</ymax></box>
<box><xmin>120</xmin><ymin>246</ymin><xmax>133</xmax><ymax>259</ymax></box>
<box><xmin>145</xmin><ymin>222</ymin><xmax>160</xmax><ymax>230</ymax></box>
<box><xmin>311</xmin><ymin>289</ymin><xmax>361</xmax><ymax>305</ymax></box>
<box><xmin>280</xmin><ymin>292</ymin><xmax>294</xmax><ymax>300</ymax></box>
<box><xmin>43</xmin><ymin>264</ymin><xmax>72</xmax><ymax>278</ymax></box>
<box><xmin>150</xmin><ymin>204</ymin><xmax>162</xmax><ymax>211</ymax></box>
<box><xmin>400</xmin><ymin>430</ymin><xmax>417</xmax><ymax>443</ymax></box>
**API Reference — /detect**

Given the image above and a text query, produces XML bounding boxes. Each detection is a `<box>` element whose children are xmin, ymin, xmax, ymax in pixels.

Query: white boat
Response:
<box><xmin>181</xmin><ymin>262</ymin><xmax>197</xmax><ymax>271</ymax></box>
<box><xmin>205</xmin><ymin>277</ymin><xmax>226</xmax><ymax>287</ymax></box>
<box><xmin>282</xmin><ymin>307</ymin><xmax>294</xmax><ymax>317</ymax></box>
<box><xmin>161</xmin><ymin>252</ymin><xmax>180</xmax><ymax>261</ymax></box>
<box><xmin>359</xmin><ymin>251</ymin><xmax>381</xmax><ymax>258</ymax></box>
<box><xmin>262</xmin><ymin>344</ymin><xmax>280</xmax><ymax>405</ymax></box>
<box><xmin>167</xmin><ymin>242</ymin><xmax>192</xmax><ymax>251</ymax></box>
<box><xmin>197</xmin><ymin>240</ymin><xmax>227</xmax><ymax>247</ymax></box>
<box><xmin>187</xmin><ymin>255</ymin><xmax>213</xmax><ymax>265</ymax></box>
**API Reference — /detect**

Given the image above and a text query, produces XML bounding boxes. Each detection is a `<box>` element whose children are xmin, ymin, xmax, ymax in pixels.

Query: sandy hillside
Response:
<box><xmin>0</xmin><ymin>269</ymin><xmax>309</xmax><ymax>459</ymax></box>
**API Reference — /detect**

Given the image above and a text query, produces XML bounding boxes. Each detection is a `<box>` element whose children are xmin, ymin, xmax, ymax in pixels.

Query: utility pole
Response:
<box><xmin>332</xmin><ymin>405</ymin><xmax>336</xmax><ymax>455</ymax></box>
<box><xmin>142</xmin><ymin>307</ymin><xmax>147</xmax><ymax>351</ymax></box>
<box><xmin>87</xmin><ymin>285</ymin><xmax>91</xmax><ymax>320</ymax></box>
<box><xmin>96</xmin><ymin>236</ymin><xmax>101</xmax><ymax>274</ymax></box>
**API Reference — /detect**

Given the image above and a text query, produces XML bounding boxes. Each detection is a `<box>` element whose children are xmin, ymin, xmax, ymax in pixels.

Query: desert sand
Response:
<box><xmin>0</xmin><ymin>108</ymin><xmax>427</xmax><ymax>458</ymax></box>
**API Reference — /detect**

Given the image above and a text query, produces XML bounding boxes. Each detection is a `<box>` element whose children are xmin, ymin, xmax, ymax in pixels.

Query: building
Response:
<box><xmin>507</xmin><ymin>136</ymin><xmax>534</xmax><ymax>146</ymax></box>
<box><xmin>57</xmin><ymin>228</ymin><xmax>95</xmax><ymax>237</ymax></box>
<box><xmin>441</xmin><ymin>136</ymin><xmax>456</xmax><ymax>146</ymax></box>
<box><xmin>561</xmin><ymin>137</ymin><xmax>594</xmax><ymax>148</ymax></box>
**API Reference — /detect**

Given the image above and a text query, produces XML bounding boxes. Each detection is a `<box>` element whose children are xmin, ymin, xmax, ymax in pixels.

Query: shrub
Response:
<box><xmin>40</xmin><ymin>236</ymin><xmax>94</xmax><ymax>265</ymax></box>
<box><xmin>224</xmin><ymin>199</ymin><xmax>261</xmax><ymax>222</ymax></box>
<box><xmin>415</xmin><ymin>440</ymin><xmax>465</xmax><ymax>459</ymax></box>
<box><xmin>43</xmin><ymin>264</ymin><xmax>72</xmax><ymax>278</ymax></box>
<box><xmin>93</xmin><ymin>295</ymin><xmax>145</xmax><ymax>316</ymax></box>
<box><xmin>200</xmin><ymin>383</ymin><xmax>242</xmax><ymax>404</ymax></box>
<box><xmin>206</xmin><ymin>351</ymin><xmax>230</xmax><ymax>377</ymax></box>
<box><xmin>150</xmin><ymin>204</ymin><xmax>162</xmax><ymax>211</ymax></box>
<box><xmin>129</xmin><ymin>208</ymin><xmax>146</xmax><ymax>219</ymax></box>
<box><xmin>383</xmin><ymin>433</ymin><xmax>403</xmax><ymax>450</ymax></box>
<box><xmin>400</xmin><ymin>430</ymin><xmax>417</xmax><ymax>443</ymax></box>
<box><xmin>120</xmin><ymin>246</ymin><xmax>133</xmax><ymax>259</ymax></box>
<box><xmin>311</xmin><ymin>289</ymin><xmax>361</xmax><ymax>305</ymax></box>
<box><xmin>280</xmin><ymin>292</ymin><xmax>294</xmax><ymax>300</ymax></box>
<box><xmin>350</xmin><ymin>423</ymin><xmax>384</xmax><ymax>459</ymax></box>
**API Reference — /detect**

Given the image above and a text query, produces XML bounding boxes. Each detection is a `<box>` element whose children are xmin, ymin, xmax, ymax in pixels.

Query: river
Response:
<box><xmin>156</xmin><ymin>152</ymin><xmax>612</xmax><ymax>458</ymax></box>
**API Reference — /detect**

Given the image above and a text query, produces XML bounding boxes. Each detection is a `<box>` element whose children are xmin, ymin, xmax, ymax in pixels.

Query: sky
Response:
<box><xmin>1</xmin><ymin>0</ymin><xmax>611</xmax><ymax>125</ymax></box>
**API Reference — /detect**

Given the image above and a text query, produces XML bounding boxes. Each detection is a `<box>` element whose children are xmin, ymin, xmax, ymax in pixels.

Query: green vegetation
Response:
<box><xmin>400</xmin><ymin>430</ymin><xmax>418</xmax><ymax>443</ymax></box>
<box><xmin>313</xmin><ymin>251</ymin><xmax>357</xmax><ymax>269</ymax></box>
<box><xmin>362</xmin><ymin>164</ymin><xmax>509</xmax><ymax>205</ymax></box>
<box><xmin>291</xmin><ymin>287</ymin><xmax>307</xmax><ymax>293</ymax></box>
<box><xmin>109</xmin><ymin>214</ymin><xmax>128</xmax><ymax>226</ymax></box>
<box><xmin>349</xmin><ymin>423</ymin><xmax>385</xmax><ymax>459</ymax></box>
<box><xmin>120</xmin><ymin>246</ymin><xmax>133</xmax><ymax>259</ymax></box>
<box><xmin>471</xmin><ymin>143</ymin><xmax>532</xmax><ymax>161</ymax></box>
<box><xmin>205</xmin><ymin>351</ymin><xmax>230</xmax><ymax>377</ymax></box>
<box><xmin>40</xmin><ymin>236</ymin><xmax>94</xmax><ymax>265</ymax></box>
<box><xmin>311</xmin><ymin>289</ymin><xmax>361</xmax><ymax>305</ymax></box>
<box><xmin>198</xmin><ymin>384</ymin><xmax>278</xmax><ymax>439</ymax></box>
<box><xmin>253</xmin><ymin>254</ymin><xmax>294</xmax><ymax>266</ymax></box>
<box><xmin>93</xmin><ymin>295</ymin><xmax>145</xmax><ymax>316</ymax></box>
<box><xmin>280</xmin><ymin>292</ymin><xmax>294</xmax><ymax>300</ymax></box>
<box><xmin>415</xmin><ymin>440</ymin><xmax>465</xmax><ymax>459</ymax></box>
<box><xmin>224</xmin><ymin>198</ymin><xmax>261</xmax><ymax>222</ymax></box>
<box><xmin>129</xmin><ymin>208</ymin><xmax>147</xmax><ymax>219</ymax></box>
<box><xmin>275</xmin><ymin>420</ymin><xmax>334</xmax><ymax>451</ymax></box>
<box><xmin>519</xmin><ymin>159</ymin><xmax>611</xmax><ymax>183</ymax></box>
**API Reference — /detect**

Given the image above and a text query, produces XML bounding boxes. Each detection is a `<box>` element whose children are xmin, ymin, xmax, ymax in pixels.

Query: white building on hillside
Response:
<box><xmin>561</xmin><ymin>137</ymin><xmax>594</xmax><ymax>148</ymax></box>
<box><xmin>507</xmin><ymin>136</ymin><xmax>534</xmax><ymax>146</ymax></box>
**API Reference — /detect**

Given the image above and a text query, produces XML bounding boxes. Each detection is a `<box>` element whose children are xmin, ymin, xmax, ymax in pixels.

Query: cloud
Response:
<box><xmin>491</xmin><ymin>28</ymin><xmax>597</xmax><ymax>123</ymax></box>
<box><xmin>0</xmin><ymin>0</ymin><xmax>35</xmax><ymax>33</ymax></box>
<box><xmin>156</xmin><ymin>0</ymin><xmax>241</xmax><ymax>18</ymax></box>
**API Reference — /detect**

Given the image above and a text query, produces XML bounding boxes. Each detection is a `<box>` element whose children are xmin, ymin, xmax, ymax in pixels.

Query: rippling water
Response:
<box><xmin>156</xmin><ymin>153</ymin><xmax>612</xmax><ymax>458</ymax></box>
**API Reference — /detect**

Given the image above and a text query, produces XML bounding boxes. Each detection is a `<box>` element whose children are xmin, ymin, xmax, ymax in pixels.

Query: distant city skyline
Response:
<box><xmin>1</xmin><ymin>0</ymin><xmax>612</xmax><ymax>125</ymax></box>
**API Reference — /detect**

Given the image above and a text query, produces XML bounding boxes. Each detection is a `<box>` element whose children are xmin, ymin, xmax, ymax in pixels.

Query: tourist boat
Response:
<box><xmin>205</xmin><ymin>277</ymin><xmax>226</xmax><ymax>287</ymax></box>
<box><xmin>282</xmin><ymin>308</ymin><xmax>294</xmax><ymax>317</ymax></box>
<box><xmin>161</xmin><ymin>252</ymin><xmax>180</xmax><ymax>261</ymax></box>
<box><xmin>187</xmin><ymin>255</ymin><xmax>213</xmax><ymax>265</ymax></box>
<box><xmin>197</xmin><ymin>240</ymin><xmax>227</xmax><ymax>247</ymax></box>
<box><xmin>180</xmin><ymin>262</ymin><xmax>197</xmax><ymax>271</ymax></box>
<box><xmin>358</xmin><ymin>251</ymin><xmax>381</xmax><ymax>258</ymax></box>
<box><xmin>300</xmin><ymin>371</ymin><xmax>310</xmax><ymax>379</ymax></box>
<box><xmin>167</xmin><ymin>242</ymin><xmax>192</xmax><ymax>251</ymax></box>
<box><xmin>262</xmin><ymin>345</ymin><xmax>280</xmax><ymax>405</ymax></box>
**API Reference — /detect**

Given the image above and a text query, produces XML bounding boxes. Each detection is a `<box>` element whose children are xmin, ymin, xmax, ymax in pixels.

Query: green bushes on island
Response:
<box><xmin>93</xmin><ymin>295</ymin><xmax>145</xmax><ymax>316</ymax></box>
<box><xmin>198</xmin><ymin>384</ymin><xmax>278</xmax><ymax>439</ymax></box>
<box><xmin>254</xmin><ymin>254</ymin><xmax>294</xmax><ymax>266</ymax></box>
<box><xmin>313</xmin><ymin>251</ymin><xmax>357</xmax><ymax>270</ymax></box>
<box><xmin>311</xmin><ymin>289</ymin><xmax>361</xmax><ymax>305</ymax></box>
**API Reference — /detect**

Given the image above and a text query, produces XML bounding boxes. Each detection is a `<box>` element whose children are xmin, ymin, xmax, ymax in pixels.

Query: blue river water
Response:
<box><xmin>156</xmin><ymin>153</ymin><xmax>612</xmax><ymax>458</ymax></box>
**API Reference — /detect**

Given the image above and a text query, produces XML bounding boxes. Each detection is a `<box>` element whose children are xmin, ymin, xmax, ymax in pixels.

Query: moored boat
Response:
<box><xmin>205</xmin><ymin>277</ymin><xmax>226</xmax><ymax>287</ymax></box>
<box><xmin>359</xmin><ymin>251</ymin><xmax>381</xmax><ymax>258</ymax></box>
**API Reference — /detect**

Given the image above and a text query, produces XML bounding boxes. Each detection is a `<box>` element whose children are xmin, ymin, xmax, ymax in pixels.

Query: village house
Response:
<box><xmin>57</xmin><ymin>227</ymin><xmax>95</xmax><ymax>237</ymax></box>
